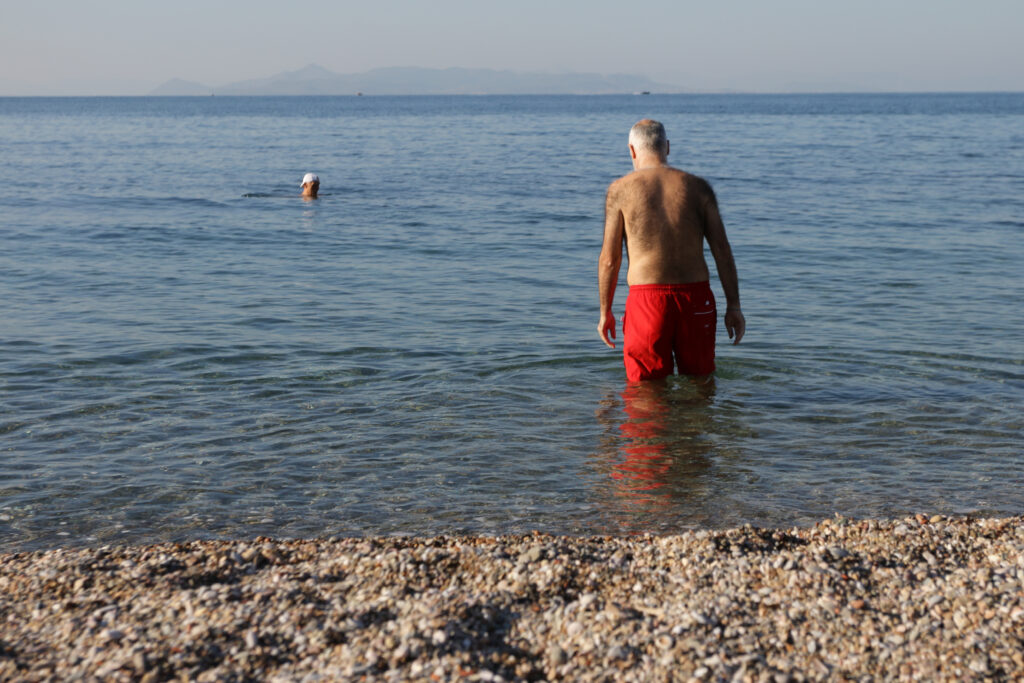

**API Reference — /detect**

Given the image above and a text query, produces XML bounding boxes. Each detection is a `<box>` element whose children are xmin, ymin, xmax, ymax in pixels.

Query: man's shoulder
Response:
<box><xmin>607</xmin><ymin>172</ymin><xmax>635</xmax><ymax>191</ymax></box>
<box><xmin>605</xmin><ymin>174</ymin><xmax>635</xmax><ymax>204</ymax></box>
<box><xmin>671</xmin><ymin>168</ymin><xmax>711</xmax><ymax>186</ymax></box>
<box><xmin>669</xmin><ymin>170</ymin><xmax>716</xmax><ymax>204</ymax></box>
<box><xmin>683</xmin><ymin>170</ymin><xmax>711</xmax><ymax>186</ymax></box>
<box><xmin>685</xmin><ymin>173</ymin><xmax>717</xmax><ymax>205</ymax></box>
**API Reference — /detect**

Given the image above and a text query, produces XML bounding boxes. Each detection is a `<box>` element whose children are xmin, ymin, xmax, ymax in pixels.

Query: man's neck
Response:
<box><xmin>633</xmin><ymin>154</ymin><xmax>669</xmax><ymax>171</ymax></box>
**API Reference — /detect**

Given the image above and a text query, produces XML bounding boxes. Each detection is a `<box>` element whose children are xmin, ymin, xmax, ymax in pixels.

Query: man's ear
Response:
<box><xmin>629</xmin><ymin>144</ymin><xmax>637</xmax><ymax>160</ymax></box>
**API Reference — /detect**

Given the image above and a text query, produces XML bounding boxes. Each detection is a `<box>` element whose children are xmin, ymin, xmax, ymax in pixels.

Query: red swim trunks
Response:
<box><xmin>623</xmin><ymin>282</ymin><xmax>716</xmax><ymax>382</ymax></box>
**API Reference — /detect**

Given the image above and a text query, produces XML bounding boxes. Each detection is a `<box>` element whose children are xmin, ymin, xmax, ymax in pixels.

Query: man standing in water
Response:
<box><xmin>598</xmin><ymin>119</ymin><xmax>745</xmax><ymax>382</ymax></box>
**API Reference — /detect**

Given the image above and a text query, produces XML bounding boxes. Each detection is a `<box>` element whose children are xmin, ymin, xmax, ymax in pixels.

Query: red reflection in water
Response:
<box><xmin>612</xmin><ymin>383</ymin><xmax>674</xmax><ymax>495</ymax></box>
<box><xmin>605</xmin><ymin>378</ymin><xmax>716</xmax><ymax>505</ymax></box>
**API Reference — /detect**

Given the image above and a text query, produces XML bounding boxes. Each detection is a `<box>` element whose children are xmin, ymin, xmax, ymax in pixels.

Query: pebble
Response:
<box><xmin>608</xmin><ymin>645</ymin><xmax>628</xmax><ymax>660</ymax></box>
<box><xmin>0</xmin><ymin>515</ymin><xmax>1022</xmax><ymax>680</ymax></box>
<box><xmin>547</xmin><ymin>645</ymin><xmax>567</xmax><ymax>666</ymax></box>
<box><xmin>827</xmin><ymin>545</ymin><xmax>850</xmax><ymax>560</ymax></box>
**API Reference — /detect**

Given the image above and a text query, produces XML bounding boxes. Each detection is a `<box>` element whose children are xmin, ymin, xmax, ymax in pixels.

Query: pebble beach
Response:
<box><xmin>2</xmin><ymin>515</ymin><xmax>1022</xmax><ymax>681</ymax></box>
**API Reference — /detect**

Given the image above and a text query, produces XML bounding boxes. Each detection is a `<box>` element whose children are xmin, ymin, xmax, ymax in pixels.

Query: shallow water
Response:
<box><xmin>1</xmin><ymin>94</ymin><xmax>1022</xmax><ymax>551</ymax></box>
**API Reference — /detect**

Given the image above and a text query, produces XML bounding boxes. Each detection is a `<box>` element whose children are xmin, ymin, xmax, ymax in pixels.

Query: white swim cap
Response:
<box><xmin>301</xmin><ymin>173</ymin><xmax>319</xmax><ymax>186</ymax></box>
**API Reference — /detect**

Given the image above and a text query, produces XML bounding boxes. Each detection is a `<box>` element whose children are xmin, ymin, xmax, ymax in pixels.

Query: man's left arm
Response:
<box><xmin>598</xmin><ymin>185</ymin><xmax>625</xmax><ymax>348</ymax></box>
<box><xmin>702</xmin><ymin>186</ymin><xmax>745</xmax><ymax>345</ymax></box>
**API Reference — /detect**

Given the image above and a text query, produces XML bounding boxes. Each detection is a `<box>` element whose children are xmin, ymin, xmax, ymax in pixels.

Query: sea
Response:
<box><xmin>1</xmin><ymin>93</ymin><xmax>1022</xmax><ymax>552</ymax></box>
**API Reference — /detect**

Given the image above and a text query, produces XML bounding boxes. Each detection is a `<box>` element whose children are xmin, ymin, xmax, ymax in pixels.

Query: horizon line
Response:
<box><xmin>3</xmin><ymin>90</ymin><xmax>1023</xmax><ymax>98</ymax></box>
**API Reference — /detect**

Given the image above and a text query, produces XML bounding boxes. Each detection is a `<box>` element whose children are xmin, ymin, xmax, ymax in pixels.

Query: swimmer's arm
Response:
<box><xmin>598</xmin><ymin>186</ymin><xmax>625</xmax><ymax>348</ymax></box>
<box><xmin>702</xmin><ymin>185</ymin><xmax>745</xmax><ymax>345</ymax></box>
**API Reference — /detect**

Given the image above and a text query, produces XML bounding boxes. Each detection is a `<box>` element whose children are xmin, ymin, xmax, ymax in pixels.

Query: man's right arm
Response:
<box><xmin>701</xmin><ymin>182</ymin><xmax>746</xmax><ymax>345</ymax></box>
<box><xmin>598</xmin><ymin>184</ymin><xmax>625</xmax><ymax>348</ymax></box>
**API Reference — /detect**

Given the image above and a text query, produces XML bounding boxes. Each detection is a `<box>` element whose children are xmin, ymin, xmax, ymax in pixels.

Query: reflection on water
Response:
<box><xmin>592</xmin><ymin>378</ymin><xmax>723</xmax><ymax>527</ymax></box>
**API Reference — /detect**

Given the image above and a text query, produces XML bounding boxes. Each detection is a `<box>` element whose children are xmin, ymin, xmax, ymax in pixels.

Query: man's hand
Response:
<box><xmin>725</xmin><ymin>308</ymin><xmax>745</xmax><ymax>345</ymax></box>
<box><xmin>599</xmin><ymin>312</ymin><xmax>617</xmax><ymax>348</ymax></box>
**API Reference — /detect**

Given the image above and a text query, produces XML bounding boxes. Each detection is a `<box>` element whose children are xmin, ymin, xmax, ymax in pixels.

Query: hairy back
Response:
<box><xmin>611</xmin><ymin>167</ymin><xmax>713</xmax><ymax>285</ymax></box>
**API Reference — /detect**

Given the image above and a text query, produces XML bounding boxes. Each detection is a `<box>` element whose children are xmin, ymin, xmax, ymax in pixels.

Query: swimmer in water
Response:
<box><xmin>301</xmin><ymin>173</ymin><xmax>320</xmax><ymax>199</ymax></box>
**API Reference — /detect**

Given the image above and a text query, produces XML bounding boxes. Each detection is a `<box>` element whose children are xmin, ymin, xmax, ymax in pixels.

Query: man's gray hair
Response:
<box><xmin>628</xmin><ymin>119</ymin><xmax>668</xmax><ymax>153</ymax></box>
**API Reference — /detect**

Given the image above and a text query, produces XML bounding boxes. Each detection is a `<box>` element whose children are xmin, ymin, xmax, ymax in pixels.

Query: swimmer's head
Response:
<box><xmin>628</xmin><ymin>119</ymin><xmax>669</xmax><ymax>158</ymax></box>
<box><xmin>301</xmin><ymin>172</ymin><xmax>320</xmax><ymax>198</ymax></box>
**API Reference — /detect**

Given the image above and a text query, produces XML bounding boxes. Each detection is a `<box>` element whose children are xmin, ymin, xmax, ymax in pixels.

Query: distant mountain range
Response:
<box><xmin>149</xmin><ymin>64</ymin><xmax>685</xmax><ymax>96</ymax></box>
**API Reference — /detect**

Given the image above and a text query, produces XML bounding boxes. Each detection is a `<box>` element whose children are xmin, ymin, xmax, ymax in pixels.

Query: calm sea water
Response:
<box><xmin>1</xmin><ymin>94</ymin><xmax>1022</xmax><ymax>552</ymax></box>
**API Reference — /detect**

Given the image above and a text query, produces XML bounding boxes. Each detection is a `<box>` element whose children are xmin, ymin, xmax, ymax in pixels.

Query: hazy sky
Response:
<box><xmin>2</xmin><ymin>0</ymin><xmax>1022</xmax><ymax>94</ymax></box>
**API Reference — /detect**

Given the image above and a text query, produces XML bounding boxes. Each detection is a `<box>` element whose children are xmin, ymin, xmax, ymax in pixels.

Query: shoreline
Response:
<box><xmin>2</xmin><ymin>515</ymin><xmax>1021</xmax><ymax>681</ymax></box>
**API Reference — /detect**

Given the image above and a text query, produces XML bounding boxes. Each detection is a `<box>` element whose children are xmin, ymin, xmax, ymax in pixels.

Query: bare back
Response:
<box><xmin>607</xmin><ymin>167</ymin><xmax>714</xmax><ymax>285</ymax></box>
<box><xmin>598</xmin><ymin>123</ymin><xmax>744</xmax><ymax>350</ymax></box>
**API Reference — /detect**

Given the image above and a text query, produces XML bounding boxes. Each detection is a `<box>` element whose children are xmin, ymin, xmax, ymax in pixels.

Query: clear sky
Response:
<box><xmin>2</xmin><ymin>0</ymin><xmax>1022</xmax><ymax>95</ymax></box>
